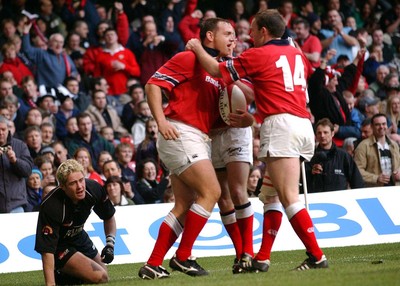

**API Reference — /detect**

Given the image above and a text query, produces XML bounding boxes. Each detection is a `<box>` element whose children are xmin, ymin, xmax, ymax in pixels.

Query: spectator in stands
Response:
<box><xmin>65</xmin><ymin>116</ymin><xmax>79</xmax><ymax>138</ymax></box>
<box><xmin>0</xmin><ymin>77</ymin><xmax>13</xmax><ymax>99</ymax></box>
<box><xmin>131</xmin><ymin>100</ymin><xmax>151</xmax><ymax>149</ymax></box>
<box><xmin>25</xmin><ymin>125</ymin><xmax>43</xmax><ymax>160</ymax></box>
<box><xmin>40</xmin><ymin>122</ymin><xmax>55</xmax><ymax>146</ymax></box>
<box><xmin>386</xmin><ymin>94</ymin><xmax>400</xmax><ymax>144</ymax></box>
<box><xmin>308</xmin><ymin>49</ymin><xmax>364</xmax><ymax>147</ymax></box>
<box><xmin>93</xmin><ymin>27</ymin><xmax>140</xmax><ymax>115</ymax></box>
<box><xmin>305</xmin><ymin>118</ymin><xmax>364</xmax><ymax>192</ymax></box>
<box><xmin>121</xmin><ymin>83</ymin><xmax>145</xmax><ymax>131</ymax></box>
<box><xmin>371</xmin><ymin>28</ymin><xmax>395</xmax><ymax>63</ymax></box>
<box><xmin>97</xmin><ymin>150</ymin><xmax>113</xmax><ymax>181</ymax></box>
<box><xmin>25</xmin><ymin>167</ymin><xmax>43</xmax><ymax>212</ymax></box>
<box><xmin>138</xmin><ymin>20</ymin><xmax>181</xmax><ymax>85</ymax></box>
<box><xmin>102</xmin><ymin>159</ymin><xmax>144</xmax><ymax>205</ymax></box>
<box><xmin>342</xmin><ymin>90</ymin><xmax>365</xmax><ymax>131</ymax></box>
<box><xmin>363</xmin><ymin>44</ymin><xmax>389</xmax><ymax>85</ymax></box>
<box><xmin>54</xmin><ymin>90</ymin><xmax>80</xmax><ymax>141</ymax></box>
<box><xmin>343</xmin><ymin>136</ymin><xmax>358</xmax><ymax>157</ymax></box>
<box><xmin>1</xmin><ymin>93</ymin><xmax>25</xmax><ymax>135</ymax></box>
<box><xmin>278</xmin><ymin>0</ymin><xmax>298</xmax><ymax>30</ymax></box>
<box><xmin>135</xmin><ymin>117</ymin><xmax>159</xmax><ymax>166</ymax></box>
<box><xmin>63</xmin><ymin>76</ymin><xmax>91</xmax><ymax>112</ymax></box>
<box><xmin>64</xmin><ymin>112</ymin><xmax>115</xmax><ymax>171</ymax></box>
<box><xmin>83</xmin><ymin>2</ymin><xmax>130</xmax><ymax>77</ymax></box>
<box><xmin>320</xmin><ymin>9</ymin><xmax>359</xmax><ymax>65</ymax></box>
<box><xmin>360</xmin><ymin>2</ymin><xmax>379</xmax><ymax>34</ymax></box>
<box><xmin>0</xmin><ymin>115</ymin><xmax>33</xmax><ymax>213</ymax></box>
<box><xmin>379</xmin><ymin>1</ymin><xmax>400</xmax><ymax>51</ymax></box>
<box><xmin>23</xmin><ymin>108</ymin><xmax>43</xmax><ymax>129</ymax></box>
<box><xmin>85</xmin><ymin>89</ymin><xmax>128</xmax><ymax>139</ymax></box>
<box><xmin>72</xmin><ymin>20</ymin><xmax>90</xmax><ymax>50</ymax></box>
<box><xmin>178</xmin><ymin>0</ymin><xmax>216</xmax><ymax>44</ymax></box>
<box><xmin>358</xmin><ymin>94</ymin><xmax>381</xmax><ymax>118</ymax></box>
<box><xmin>19</xmin><ymin>76</ymin><xmax>39</xmax><ymax>119</ymax></box>
<box><xmin>34</xmin><ymin>155</ymin><xmax>56</xmax><ymax>189</ymax></box>
<box><xmin>354</xmin><ymin>113</ymin><xmax>400</xmax><ymax>187</ymax></box>
<box><xmin>64</xmin><ymin>32</ymin><xmax>85</xmax><ymax>56</ymax></box>
<box><xmin>0</xmin><ymin>42</ymin><xmax>33</xmax><ymax>87</ymax></box>
<box><xmin>115</xmin><ymin>142</ymin><xmax>136</xmax><ymax>184</ymax></box>
<box><xmin>247</xmin><ymin>166</ymin><xmax>262</xmax><ymax>198</ymax></box>
<box><xmin>367</xmin><ymin>64</ymin><xmax>390</xmax><ymax>100</ymax></box>
<box><xmin>39</xmin><ymin>145</ymin><xmax>56</xmax><ymax>165</ymax></box>
<box><xmin>59</xmin><ymin>0</ymin><xmax>100</xmax><ymax>45</ymax></box>
<box><xmin>136</xmin><ymin>158</ymin><xmax>169</xmax><ymax>204</ymax></box>
<box><xmin>100</xmin><ymin>126</ymin><xmax>120</xmax><ymax>148</ymax></box>
<box><xmin>0</xmin><ymin>18</ymin><xmax>18</xmax><ymax>48</ymax></box>
<box><xmin>22</xmin><ymin>21</ymin><xmax>78</xmax><ymax>87</ymax></box>
<box><xmin>50</xmin><ymin>141</ymin><xmax>69</xmax><ymax>168</ymax></box>
<box><xmin>104</xmin><ymin>176</ymin><xmax>134</xmax><ymax>206</ymax></box>
<box><xmin>38</xmin><ymin>0</ymin><xmax>67</xmax><ymax>37</ymax></box>
<box><xmin>73</xmin><ymin>147</ymin><xmax>104</xmax><ymax>185</ymax></box>
<box><xmin>292</xmin><ymin>17</ymin><xmax>322</xmax><ymax>68</ymax></box>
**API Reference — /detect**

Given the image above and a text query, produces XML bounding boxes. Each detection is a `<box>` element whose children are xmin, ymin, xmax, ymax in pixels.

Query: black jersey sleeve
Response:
<box><xmin>85</xmin><ymin>179</ymin><xmax>116</xmax><ymax>221</ymax></box>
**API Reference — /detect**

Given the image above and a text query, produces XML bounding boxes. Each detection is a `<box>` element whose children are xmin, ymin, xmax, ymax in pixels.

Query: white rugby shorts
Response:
<box><xmin>258</xmin><ymin>113</ymin><xmax>315</xmax><ymax>162</ymax></box>
<box><xmin>157</xmin><ymin>120</ymin><xmax>211</xmax><ymax>175</ymax></box>
<box><xmin>211</xmin><ymin>127</ymin><xmax>253</xmax><ymax>169</ymax></box>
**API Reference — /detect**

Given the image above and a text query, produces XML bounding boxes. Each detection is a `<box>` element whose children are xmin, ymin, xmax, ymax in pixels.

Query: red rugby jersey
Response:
<box><xmin>219</xmin><ymin>39</ymin><xmax>312</xmax><ymax>120</ymax></box>
<box><xmin>147</xmin><ymin>51</ymin><xmax>224</xmax><ymax>134</ymax></box>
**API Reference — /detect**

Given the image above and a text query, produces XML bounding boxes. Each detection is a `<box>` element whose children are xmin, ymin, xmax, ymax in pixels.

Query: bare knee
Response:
<box><xmin>87</xmin><ymin>270</ymin><xmax>109</xmax><ymax>284</ymax></box>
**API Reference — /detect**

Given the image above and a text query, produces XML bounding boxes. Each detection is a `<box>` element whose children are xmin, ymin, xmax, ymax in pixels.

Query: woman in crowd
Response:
<box><xmin>104</xmin><ymin>176</ymin><xmax>134</xmax><ymax>206</ymax></box>
<box><xmin>387</xmin><ymin>94</ymin><xmax>400</xmax><ymax>144</ymax></box>
<box><xmin>73</xmin><ymin>147</ymin><xmax>104</xmax><ymax>185</ymax></box>
<box><xmin>247</xmin><ymin>166</ymin><xmax>262</xmax><ymax>198</ymax></box>
<box><xmin>135</xmin><ymin>158</ymin><xmax>169</xmax><ymax>204</ymax></box>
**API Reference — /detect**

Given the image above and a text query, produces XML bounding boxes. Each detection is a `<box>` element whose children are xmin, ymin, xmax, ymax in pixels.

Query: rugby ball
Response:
<box><xmin>219</xmin><ymin>84</ymin><xmax>247</xmax><ymax>125</ymax></box>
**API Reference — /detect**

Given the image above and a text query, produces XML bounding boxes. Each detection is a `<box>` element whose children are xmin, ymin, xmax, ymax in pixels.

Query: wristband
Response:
<box><xmin>106</xmin><ymin>234</ymin><xmax>115</xmax><ymax>247</ymax></box>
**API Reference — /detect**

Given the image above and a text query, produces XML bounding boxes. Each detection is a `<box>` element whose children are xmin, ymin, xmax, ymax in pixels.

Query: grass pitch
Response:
<box><xmin>2</xmin><ymin>243</ymin><xmax>400</xmax><ymax>286</ymax></box>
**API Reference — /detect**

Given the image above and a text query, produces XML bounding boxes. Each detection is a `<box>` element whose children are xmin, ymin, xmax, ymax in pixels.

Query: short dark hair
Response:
<box><xmin>199</xmin><ymin>17</ymin><xmax>232</xmax><ymax>42</ymax></box>
<box><xmin>315</xmin><ymin>118</ymin><xmax>334</xmax><ymax>132</ymax></box>
<box><xmin>292</xmin><ymin>17</ymin><xmax>310</xmax><ymax>29</ymax></box>
<box><xmin>371</xmin><ymin>113</ymin><xmax>387</xmax><ymax>125</ymax></box>
<box><xmin>254</xmin><ymin>9</ymin><xmax>286</xmax><ymax>38</ymax></box>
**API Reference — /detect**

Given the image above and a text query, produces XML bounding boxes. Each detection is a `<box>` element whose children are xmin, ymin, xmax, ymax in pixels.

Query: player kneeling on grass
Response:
<box><xmin>35</xmin><ymin>159</ymin><xmax>117</xmax><ymax>285</ymax></box>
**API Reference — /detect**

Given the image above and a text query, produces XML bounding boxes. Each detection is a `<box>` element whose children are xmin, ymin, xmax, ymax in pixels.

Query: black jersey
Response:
<box><xmin>35</xmin><ymin>179</ymin><xmax>115</xmax><ymax>254</ymax></box>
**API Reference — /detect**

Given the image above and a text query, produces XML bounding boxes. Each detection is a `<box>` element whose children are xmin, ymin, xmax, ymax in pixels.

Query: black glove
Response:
<box><xmin>101</xmin><ymin>245</ymin><xmax>114</xmax><ymax>264</ymax></box>
<box><xmin>101</xmin><ymin>234</ymin><xmax>115</xmax><ymax>263</ymax></box>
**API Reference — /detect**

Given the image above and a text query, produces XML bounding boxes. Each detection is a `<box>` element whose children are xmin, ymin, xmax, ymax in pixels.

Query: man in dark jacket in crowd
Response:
<box><xmin>0</xmin><ymin>116</ymin><xmax>33</xmax><ymax>213</ymax></box>
<box><xmin>306</xmin><ymin>118</ymin><xmax>364</xmax><ymax>192</ymax></box>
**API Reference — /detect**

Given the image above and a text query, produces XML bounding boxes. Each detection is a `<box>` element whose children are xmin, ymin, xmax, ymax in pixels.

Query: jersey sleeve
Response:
<box><xmin>86</xmin><ymin>179</ymin><xmax>116</xmax><ymax>221</ymax></box>
<box><xmin>34</xmin><ymin>194</ymin><xmax>62</xmax><ymax>254</ymax></box>
<box><xmin>147</xmin><ymin>51</ymin><xmax>197</xmax><ymax>92</ymax></box>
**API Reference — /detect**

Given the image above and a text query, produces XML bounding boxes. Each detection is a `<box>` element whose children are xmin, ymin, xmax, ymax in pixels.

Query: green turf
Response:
<box><xmin>2</xmin><ymin>243</ymin><xmax>400</xmax><ymax>286</ymax></box>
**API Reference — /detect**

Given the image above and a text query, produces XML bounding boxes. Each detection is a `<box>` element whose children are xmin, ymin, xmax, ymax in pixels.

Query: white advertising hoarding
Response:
<box><xmin>0</xmin><ymin>187</ymin><xmax>399</xmax><ymax>273</ymax></box>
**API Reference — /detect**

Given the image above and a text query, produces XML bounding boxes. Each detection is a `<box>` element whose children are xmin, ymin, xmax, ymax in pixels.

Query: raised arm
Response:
<box><xmin>186</xmin><ymin>38</ymin><xmax>222</xmax><ymax>77</ymax></box>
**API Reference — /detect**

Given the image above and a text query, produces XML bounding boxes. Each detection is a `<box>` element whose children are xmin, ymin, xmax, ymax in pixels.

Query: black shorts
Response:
<box><xmin>55</xmin><ymin>233</ymin><xmax>98</xmax><ymax>269</ymax></box>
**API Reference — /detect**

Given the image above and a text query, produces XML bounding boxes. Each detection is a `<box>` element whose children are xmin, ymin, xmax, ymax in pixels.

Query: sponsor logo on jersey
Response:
<box><xmin>42</xmin><ymin>225</ymin><xmax>53</xmax><ymax>236</ymax></box>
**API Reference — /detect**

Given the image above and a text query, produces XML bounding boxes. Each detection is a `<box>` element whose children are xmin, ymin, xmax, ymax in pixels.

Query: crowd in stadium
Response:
<box><xmin>1</xmin><ymin>0</ymin><xmax>400</xmax><ymax>215</ymax></box>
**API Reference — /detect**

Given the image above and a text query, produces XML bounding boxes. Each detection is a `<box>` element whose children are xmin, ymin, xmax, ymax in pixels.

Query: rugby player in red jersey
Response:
<box><xmin>138</xmin><ymin>17</ymin><xmax>243</xmax><ymax>279</ymax></box>
<box><xmin>187</xmin><ymin>9</ymin><xmax>328</xmax><ymax>272</ymax></box>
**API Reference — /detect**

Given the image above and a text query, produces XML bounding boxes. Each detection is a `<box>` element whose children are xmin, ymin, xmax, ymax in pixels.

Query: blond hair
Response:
<box><xmin>56</xmin><ymin>159</ymin><xmax>84</xmax><ymax>187</ymax></box>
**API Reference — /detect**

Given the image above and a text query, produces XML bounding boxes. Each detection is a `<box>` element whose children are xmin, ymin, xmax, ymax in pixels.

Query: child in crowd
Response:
<box><xmin>25</xmin><ymin>168</ymin><xmax>43</xmax><ymax>212</ymax></box>
<box><xmin>100</xmin><ymin>126</ymin><xmax>120</xmax><ymax>147</ymax></box>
